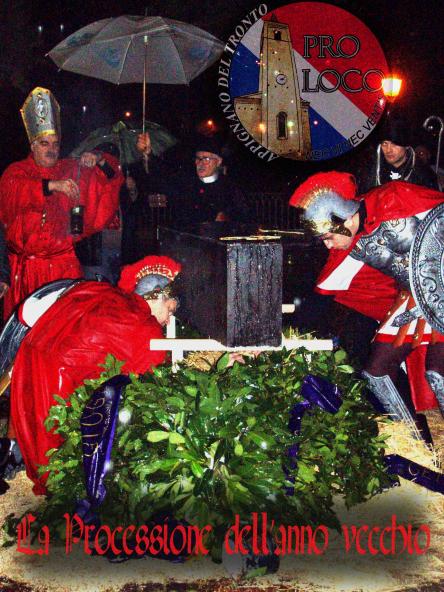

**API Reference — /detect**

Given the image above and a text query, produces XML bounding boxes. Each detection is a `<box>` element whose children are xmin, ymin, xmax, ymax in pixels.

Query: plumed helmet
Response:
<box><xmin>289</xmin><ymin>172</ymin><xmax>359</xmax><ymax>237</ymax></box>
<box><xmin>20</xmin><ymin>87</ymin><xmax>61</xmax><ymax>144</ymax></box>
<box><xmin>118</xmin><ymin>256</ymin><xmax>181</xmax><ymax>301</ymax></box>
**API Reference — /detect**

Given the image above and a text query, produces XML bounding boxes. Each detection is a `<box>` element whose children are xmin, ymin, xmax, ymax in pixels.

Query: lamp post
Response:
<box><xmin>381</xmin><ymin>76</ymin><xmax>403</xmax><ymax>101</ymax></box>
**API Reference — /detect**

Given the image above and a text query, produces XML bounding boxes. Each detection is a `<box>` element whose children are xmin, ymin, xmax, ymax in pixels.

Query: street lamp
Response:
<box><xmin>196</xmin><ymin>118</ymin><xmax>219</xmax><ymax>134</ymax></box>
<box><xmin>381</xmin><ymin>76</ymin><xmax>403</xmax><ymax>101</ymax></box>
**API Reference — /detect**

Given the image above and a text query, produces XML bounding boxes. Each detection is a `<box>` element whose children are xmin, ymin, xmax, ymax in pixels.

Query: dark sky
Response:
<box><xmin>0</xmin><ymin>0</ymin><xmax>442</xmax><ymax>186</ymax></box>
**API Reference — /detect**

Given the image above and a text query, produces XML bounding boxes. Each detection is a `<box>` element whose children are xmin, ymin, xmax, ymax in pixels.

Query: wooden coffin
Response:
<box><xmin>159</xmin><ymin>226</ymin><xmax>283</xmax><ymax>346</ymax></box>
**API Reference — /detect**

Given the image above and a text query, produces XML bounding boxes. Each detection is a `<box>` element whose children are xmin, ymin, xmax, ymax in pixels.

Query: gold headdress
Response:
<box><xmin>20</xmin><ymin>87</ymin><xmax>61</xmax><ymax>144</ymax></box>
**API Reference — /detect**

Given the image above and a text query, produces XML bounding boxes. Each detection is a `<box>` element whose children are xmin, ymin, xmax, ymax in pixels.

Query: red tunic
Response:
<box><xmin>316</xmin><ymin>233</ymin><xmax>398</xmax><ymax>322</ymax></box>
<box><xmin>0</xmin><ymin>154</ymin><xmax>123</xmax><ymax>318</ymax></box>
<box><xmin>10</xmin><ymin>282</ymin><xmax>166</xmax><ymax>495</ymax></box>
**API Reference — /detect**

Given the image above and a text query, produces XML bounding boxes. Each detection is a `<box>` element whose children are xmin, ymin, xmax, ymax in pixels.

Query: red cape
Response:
<box><xmin>316</xmin><ymin>233</ymin><xmax>398</xmax><ymax>322</ymax></box>
<box><xmin>0</xmin><ymin>154</ymin><xmax>123</xmax><ymax>318</ymax></box>
<box><xmin>10</xmin><ymin>282</ymin><xmax>166</xmax><ymax>495</ymax></box>
<box><xmin>363</xmin><ymin>181</ymin><xmax>444</xmax><ymax>232</ymax></box>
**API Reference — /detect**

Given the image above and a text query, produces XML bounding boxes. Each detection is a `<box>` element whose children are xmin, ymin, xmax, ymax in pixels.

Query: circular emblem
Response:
<box><xmin>410</xmin><ymin>203</ymin><xmax>444</xmax><ymax>335</ymax></box>
<box><xmin>220</xmin><ymin>2</ymin><xmax>389</xmax><ymax>161</ymax></box>
<box><xmin>276</xmin><ymin>73</ymin><xmax>288</xmax><ymax>85</ymax></box>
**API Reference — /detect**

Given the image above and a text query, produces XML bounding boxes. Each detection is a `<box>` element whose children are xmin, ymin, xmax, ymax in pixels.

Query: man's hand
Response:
<box><xmin>227</xmin><ymin>351</ymin><xmax>261</xmax><ymax>367</ymax></box>
<box><xmin>0</xmin><ymin>282</ymin><xmax>9</xmax><ymax>299</ymax></box>
<box><xmin>47</xmin><ymin>179</ymin><xmax>80</xmax><ymax>200</ymax></box>
<box><xmin>136</xmin><ymin>133</ymin><xmax>152</xmax><ymax>156</ymax></box>
<box><xmin>80</xmin><ymin>151</ymin><xmax>105</xmax><ymax>168</ymax></box>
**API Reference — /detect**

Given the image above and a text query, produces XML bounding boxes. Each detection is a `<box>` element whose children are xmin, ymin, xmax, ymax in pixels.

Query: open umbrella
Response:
<box><xmin>70</xmin><ymin>120</ymin><xmax>176</xmax><ymax>170</ymax></box>
<box><xmin>48</xmin><ymin>15</ymin><xmax>224</xmax><ymax>124</ymax></box>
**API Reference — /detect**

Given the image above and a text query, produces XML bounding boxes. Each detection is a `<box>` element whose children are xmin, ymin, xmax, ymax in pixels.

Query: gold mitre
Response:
<box><xmin>20</xmin><ymin>87</ymin><xmax>61</xmax><ymax>143</ymax></box>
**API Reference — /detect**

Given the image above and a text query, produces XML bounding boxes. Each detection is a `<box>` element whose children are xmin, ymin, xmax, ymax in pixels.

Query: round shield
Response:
<box><xmin>410</xmin><ymin>203</ymin><xmax>444</xmax><ymax>335</ymax></box>
<box><xmin>0</xmin><ymin>312</ymin><xmax>28</xmax><ymax>377</ymax></box>
<box><xmin>0</xmin><ymin>279</ymin><xmax>80</xmax><ymax>377</ymax></box>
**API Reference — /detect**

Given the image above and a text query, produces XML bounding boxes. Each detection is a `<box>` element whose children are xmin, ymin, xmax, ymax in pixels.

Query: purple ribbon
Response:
<box><xmin>385</xmin><ymin>454</ymin><xmax>444</xmax><ymax>494</ymax></box>
<box><xmin>300</xmin><ymin>374</ymin><xmax>342</xmax><ymax>414</ymax></box>
<box><xmin>286</xmin><ymin>374</ymin><xmax>444</xmax><ymax>497</ymax></box>
<box><xmin>286</xmin><ymin>374</ymin><xmax>343</xmax><ymax>493</ymax></box>
<box><xmin>73</xmin><ymin>498</ymin><xmax>100</xmax><ymax>525</ymax></box>
<box><xmin>288</xmin><ymin>374</ymin><xmax>343</xmax><ymax>439</ymax></box>
<box><xmin>80</xmin><ymin>374</ymin><xmax>131</xmax><ymax>506</ymax></box>
<box><xmin>288</xmin><ymin>400</ymin><xmax>312</xmax><ymax>440</ymax></box>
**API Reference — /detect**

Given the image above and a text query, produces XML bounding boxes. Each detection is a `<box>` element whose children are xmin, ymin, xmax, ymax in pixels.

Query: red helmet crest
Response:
<box><xmin>118</xmin><ymin>256</ymin><xmax>181</xmax><ymax>294</ymax></box>
<box><xmin>289</xmin><ymin>172</ymin><xmax>359</xmax><ymax>236</ymax></box>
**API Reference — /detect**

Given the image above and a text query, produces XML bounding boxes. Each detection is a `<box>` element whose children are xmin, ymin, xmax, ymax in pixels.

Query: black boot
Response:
<box><xmin>415</xmin><ymin>414</ymin><xmax>434</xmax><ymax>447</ymax></box>
<box><xmin>0</xmin><ymin>438</ymin><xmax>24</xmax><ymax>481</ymax></box>
<box><xmin>396</xmin><ymin>370</ymin><xmax>434</xmax><ymax>447</ymax></box>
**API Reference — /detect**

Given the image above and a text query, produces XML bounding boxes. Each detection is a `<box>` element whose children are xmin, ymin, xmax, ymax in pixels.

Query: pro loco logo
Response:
<box><xmin>218</xmin><ymin>2</ymin><xmax>389</xmax><ymax>161</ymax></box>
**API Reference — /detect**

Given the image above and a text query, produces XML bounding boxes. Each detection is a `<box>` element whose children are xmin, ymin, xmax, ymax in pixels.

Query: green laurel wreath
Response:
<box><xmin>3</xmin><ymin>348</ymin><xmax>391</xmax><ymax>560</ymax></box>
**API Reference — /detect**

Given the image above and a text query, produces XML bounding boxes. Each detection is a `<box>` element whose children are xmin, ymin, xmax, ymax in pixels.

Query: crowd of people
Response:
<box><xmin>0</xmin><ymin>85</ymin><xmax>443</xmax><ymax>495</ymax></box>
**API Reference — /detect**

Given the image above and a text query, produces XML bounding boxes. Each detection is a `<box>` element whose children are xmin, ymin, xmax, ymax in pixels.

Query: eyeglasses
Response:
<box><xmin>195</xmin><ymin>156</ymin><xmax>218</xmax><ymax>163</ymax></box>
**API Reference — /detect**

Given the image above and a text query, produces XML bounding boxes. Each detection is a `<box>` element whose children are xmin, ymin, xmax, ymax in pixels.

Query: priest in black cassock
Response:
<box><xmin>167</xmin><ymin>135</ymin><xmax>251</xmax><ymax>233</ymax></box>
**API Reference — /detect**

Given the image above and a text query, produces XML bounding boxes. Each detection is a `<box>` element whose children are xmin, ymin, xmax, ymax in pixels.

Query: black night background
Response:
<box><xmin>0</xmin><ymin>0</ymin><xmax>442</xmax><ymax>191</ymax></box>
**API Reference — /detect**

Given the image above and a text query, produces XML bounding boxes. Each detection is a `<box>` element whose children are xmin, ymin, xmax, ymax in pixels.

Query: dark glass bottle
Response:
<box><xmin>70</xmin><ymin>205</ymin><xmax>84</xmax><ymax>235</ymax></box>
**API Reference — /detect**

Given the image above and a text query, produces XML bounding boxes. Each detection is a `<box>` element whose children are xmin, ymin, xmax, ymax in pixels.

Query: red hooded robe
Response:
<box><xmin>0</xmin><ymin>154</ymin><xmax>123</xmax><ymax>318</ymax></box>
<box><xmin>10</xmin><ymin>281</ymin><xmax>166</xmax><ymax>495</ymax></box>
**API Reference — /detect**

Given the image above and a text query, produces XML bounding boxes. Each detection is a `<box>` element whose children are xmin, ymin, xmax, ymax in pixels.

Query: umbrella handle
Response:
<box><xmin>142</xmin><ymin>35</ymin><xmax>149</xmax><ymax>174</ymax></box>
<box><xmin>143</xmin><ymin>152</ymin><xmax>149</xmax><ymax>174</ymax></box>
<box><xmin>142</xmin><ymin>35</ymin><xmax>148</xmax><ymax>134</ymax></box>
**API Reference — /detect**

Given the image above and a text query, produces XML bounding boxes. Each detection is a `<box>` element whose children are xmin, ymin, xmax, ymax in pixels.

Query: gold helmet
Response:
<box><xmin>20</xmin><ymin>87</ymin><xmax>61</xmax><ymax>144</ymax></box>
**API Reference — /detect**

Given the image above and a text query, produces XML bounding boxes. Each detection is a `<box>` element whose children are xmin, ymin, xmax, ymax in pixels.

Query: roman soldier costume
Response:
<box><xmin>5</xmin><ymin>255</ymin><xmax>180</xmax><ymax>495</ymax></box>
<box><xmin>291</xmin><ymin>172</ymin><xmax>444</xmax><ymax>440</ymax></box>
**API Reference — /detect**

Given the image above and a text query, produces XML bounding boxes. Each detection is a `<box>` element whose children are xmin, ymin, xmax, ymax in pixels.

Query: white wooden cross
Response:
<box><xmin>150</xmin><ymin>304</ymin><xmax>333</xmax><ymax>368</ymax></box>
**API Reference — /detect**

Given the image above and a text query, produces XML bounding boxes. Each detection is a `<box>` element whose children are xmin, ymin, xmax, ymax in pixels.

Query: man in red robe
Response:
<box><xmin>3</xmin><ymin>255</ymin><xmax>181</xmax><ymax>495</ymax></box>
<box><xmin>0</xmin><ymin>87</ymin><xmax>123</xmax><ymax>319</ymax></box>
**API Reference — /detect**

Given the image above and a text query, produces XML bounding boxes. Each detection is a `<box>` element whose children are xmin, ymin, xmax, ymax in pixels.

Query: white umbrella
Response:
<box><xmin>48</xmin><ymin>15</ymin><xmax>223</xmax><ymax>85</ymax></box>
<box><xmin>48</xmin><ymin>15</ymin><xmax>223</xmax><ymax>166</ymax></box>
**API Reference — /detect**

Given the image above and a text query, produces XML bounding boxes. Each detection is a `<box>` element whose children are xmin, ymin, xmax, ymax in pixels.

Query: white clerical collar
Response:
<box><xmin>200</xmin><ymin>173</ymin><xmax>219</xmax><ymax>184</ymax></box>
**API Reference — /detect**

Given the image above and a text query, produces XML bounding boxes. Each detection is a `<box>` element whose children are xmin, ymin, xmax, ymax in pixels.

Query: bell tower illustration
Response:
<box><xmin>234</xmin><ymin>14</ymin><xmax>311</xmax><ymax>159</ymax></box>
